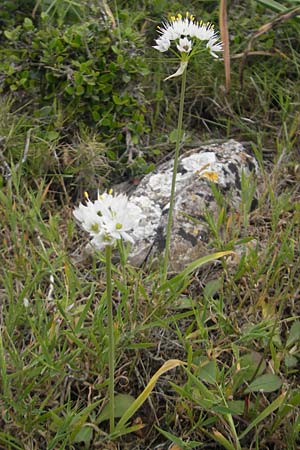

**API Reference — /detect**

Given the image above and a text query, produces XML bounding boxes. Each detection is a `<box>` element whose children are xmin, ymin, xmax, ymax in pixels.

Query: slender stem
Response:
<box><xmin>106</xmin><ymin>244</ymin><xmax>114</xmax><ymax>433</ymax></box>
<box><xmin>162</xmin><ymin>68</ymin><xmax>187</xmax><ymax>280</ymax></box>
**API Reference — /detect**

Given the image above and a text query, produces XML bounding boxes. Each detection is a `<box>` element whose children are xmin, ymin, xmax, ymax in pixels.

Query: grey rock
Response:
<box><xmin>129</xmin><ymin>140</ymin><xmax>259</xmax><ymax>271</ymax></box>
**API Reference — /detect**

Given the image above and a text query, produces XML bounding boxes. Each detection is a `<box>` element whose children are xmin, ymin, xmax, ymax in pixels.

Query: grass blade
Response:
<box><xmin>238</xmin><ymin>392</ymin><xmax>287</xmax><ymax>440</ymax></box>
<box><xmin>114</xmin><ymin>359</ymin><xmax>184</xmax><ymax>434</ymax></box>
<box><xmin>159</xmin><ymin>251</ymin><xmax>233</xmax><ymax>293</ymax></box>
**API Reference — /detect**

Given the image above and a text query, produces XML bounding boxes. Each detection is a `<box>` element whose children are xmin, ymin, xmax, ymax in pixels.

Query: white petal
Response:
<box><xmin>153</xmin><ymin>37</ymin><xmax>170</xmax><ymax>52</ymax></box>
<box><xmin>207</xmin><ymin>38</ymin><xmax>223</xmax><ymax>58</ymax></box>
<box><xmin>177</xmin><ymin>37</ymin><xmax>192</xmax><ymax>53</ymax></box>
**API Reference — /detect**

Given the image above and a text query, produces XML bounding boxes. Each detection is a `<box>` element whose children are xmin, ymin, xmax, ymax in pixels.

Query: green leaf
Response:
<box><xmin>255</xmin><ymin>0</ymin><xmax>287</xmax><ymax>12</ymax></box>
<box><xmin>203</xmin><ymin>278</ymin><xmax>223</xmax><ymax>298</ymax></box>
<box><xmin>115</xmin><ymin>360</ymin><xmax>184</xmax><ymax>434</ymax></box>
<box><xmin>198</xmin><ymin>360</ymin><xmax>218</xmax><ymax>385</ymax></box>
<box><xmin>271</xmin><ymin>391</ymin><xmax>300</xmax><ymax>431</ymax></box>
<box><xmin>75</xmin><ymin>85</ymin><xmax>84</xmax><ymax>96</ymax></box>
<box><xmin>239</xmin><ymin>392</ymin><xmax>287</xmax><ymax>440</ymax></box>
<box><xmin>91</xmin><ymin>110</ymin><xmax>101</xmax><ymax>122</ymax></box>
<box><xmin>171</xmin><ymin>296</ymin><xmax>195</xmax><ymax>310</ymax></box>
<box><xmin>159</xmin><ymin>251</ymin><xmax>234</xmax><ymax>294</ymax></box>
<box><xmin>211</xmin><ymin>400</ymin><xmax>245</xmax><ymax>416</ymax></box>
<box><xmin>232</xmin><ymin>352</ymin><xmax>266</xmax><ymax>392</ymax></box>
<box><xmin>23</xmin><ymin>17</ymin><xmax>34</xmax><ymax>30</ymax></box>
<box><xmin>212</xmin><ymin>430</ymin><xmax>236</xmax><ymax>450</ymax></box>
<box><xmin>256</xmin><ymin>0</ymin><xmax>300</xmax><ymax>19</ymax></box>
<box><xmin>113</xmin><ymin>94</ymin><xmax>125</xmax><ymax>105</ymax></box>
<box><xmin>169</xmin><ymin>128</ymin><xmax>183</xmax><ymax>143</ymax></box>
<box><xmin>185</xmin><ymin>368</ymin><xmax>217</xmax><ymax>406</ymax></box>
<box><xmin>284</xmin><ymin>353</ymin><xmax>298</xmax><ymax>369</ymax></box>
<box><xmin>38</xmin><ymin>106</ymin><xmax>53</xmax><ymax>117</ymax></box>
<box><xmin>98</xmin><ymin>394</ymin><xmax>135</xmax><ymax>424</ymax></box>
<box><xmin>286</xmin><ymin>321</ymin><xmax>300</xmax><ymax>348</ymax></box>
<box><xmin>221</xmin><ymin>400</ymin><xmax>245</xmax><ymax>416</ymax></box>
<box><xmin>245</xmin><ymin>373</ymin><xmax>282</xmax><ymax>393</ymax></box>
<box><xmin>73</xmin><ymin>426</ymin><xmax>93</xmax><ymax>445</ymax></box>
<box><xmin>4</xmin><ymin>30</ymin><xmax>17</xmax><ymax>41</ymax></box>
<box><xmin>156</xmin><ymin>426</ymin><xmax>201</xmax><ymax>449</ymax></box>
<box><xmin>46</xmin><ymin>131</ymin><xmax>59</xmax><ymax>141</ymax></box>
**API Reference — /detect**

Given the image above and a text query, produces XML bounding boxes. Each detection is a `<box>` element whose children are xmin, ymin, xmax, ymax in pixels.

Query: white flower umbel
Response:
<box><xmin>73</xmin><ymin>190</ymin><xmax>144</xmax><ymax>434</ymax></box>
<box><xmin>153</xmin><ymin>13</ymin><xmax>222</xmax><ymax>280</ymax></box>
<box><xmin>153</xmin><ymin>12</ymin><xmax>222</xmax><ymax>75</ymax></box>
<box><xmin>73</xmin><ymin>191</ymin><xmax>144</xmax><ymax>250</ymax></box>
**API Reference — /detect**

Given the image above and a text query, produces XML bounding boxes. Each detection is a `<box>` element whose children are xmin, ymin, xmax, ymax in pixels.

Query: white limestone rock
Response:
<box><xmin>129</xmin><ymin>140</ymin><xmax>259</xmax><ymax>271</ymax></box>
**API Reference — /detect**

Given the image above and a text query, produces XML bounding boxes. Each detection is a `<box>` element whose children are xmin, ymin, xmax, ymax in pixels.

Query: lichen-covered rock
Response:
<box><xmin>129</xmin><ymin>140</ymin><xmax>259</xmax><ymax>271</ymax></box>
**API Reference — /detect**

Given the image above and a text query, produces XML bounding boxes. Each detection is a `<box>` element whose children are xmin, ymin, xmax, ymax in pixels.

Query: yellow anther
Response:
<box><xmin>84</xmin><ymin>191</ymin><xmax>89</xmax><ymax>199</ymax></box>
<box><xmin>108</xmin><ymin>188</ymin><xmax>113</xmax><ymax>195</ymax></box>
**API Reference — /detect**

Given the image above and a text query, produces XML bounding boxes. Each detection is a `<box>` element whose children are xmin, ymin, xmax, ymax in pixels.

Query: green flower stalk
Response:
<box><xmin>73</xmin><ymin>191</ymin><xmax>144</xmax><ymax>433</ymax></box>
<box><xmin>105</xmin><ymin>244</ymin><xmax>114</xmax><ymax>432</ymax></box>
<box><xmin>153</xmin><ymin>12</ymin><xmax>222</xmax><ymax>279</ymax></box>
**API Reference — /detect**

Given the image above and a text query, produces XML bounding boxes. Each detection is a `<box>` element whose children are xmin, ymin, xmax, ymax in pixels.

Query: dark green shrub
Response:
<box><xmin>0</xmin><ymin>12</ymin><xmax>150</xmax><ymax>155</ymax></box>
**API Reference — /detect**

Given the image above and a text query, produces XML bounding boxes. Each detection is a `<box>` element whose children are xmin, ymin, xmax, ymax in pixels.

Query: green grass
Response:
<box><xmin>1</xmin><ymin>1</ymin><xmax>300</xmax><ymax>449</ymax></box>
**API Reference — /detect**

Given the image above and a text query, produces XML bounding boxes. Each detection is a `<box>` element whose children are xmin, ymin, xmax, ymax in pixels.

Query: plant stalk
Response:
<box><xmin>106</xmin><ymin>244</ymin><xmax>115</xmax><ymax>433</ymax></box>
<box><xmin>162</xmin><ymin>68</ymin><xmax>187</xmax><ymax>280</ymax></box>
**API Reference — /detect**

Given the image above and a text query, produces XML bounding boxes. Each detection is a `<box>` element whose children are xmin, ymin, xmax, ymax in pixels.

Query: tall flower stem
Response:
<box><xmin>162</xmin><ymin>68</ymin><xmax>187</xmax><ymax>280</ymax></box>
<box><xmin>105</xmin><ymin>244</ymin><xmax>115</xmax><ymax>433</ymax></box>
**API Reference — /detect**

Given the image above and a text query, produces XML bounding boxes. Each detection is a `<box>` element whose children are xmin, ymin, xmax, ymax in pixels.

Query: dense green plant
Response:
<box><xmin>0</xmin><ymin>12</ymin><xmax>150</xmax><ymax>154</ymax></box>
<box><xmin>0</xmin><ymin>1</ymin><xmax>36</xmax><ymax>31</ymax></box>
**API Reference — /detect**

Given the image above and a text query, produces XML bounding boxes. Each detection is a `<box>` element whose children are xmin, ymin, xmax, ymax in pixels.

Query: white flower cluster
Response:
<box><xmin>73</xmin><ymin>191</ymin><xmax>145</xmax><ymax>250</ymax></box>
<box><xmin>153</xmin><ymin>12</ymin><xmax>222</xmax><ymax>58</ymax></box>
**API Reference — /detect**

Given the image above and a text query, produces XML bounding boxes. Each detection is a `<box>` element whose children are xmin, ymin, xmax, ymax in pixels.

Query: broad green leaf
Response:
<box><xmin>203</xmin><ymin>278</ymin><xmax>223</xmax><ymax>298</ymax></box>
<box><xmin>286</xmin><ymin>321</ymin><xmax>300</xmax><ymax>348</ymax></box>
<box><xmin>98</xmin><ymin>394</ymin><xmax>136</xmax><ymax>424</ymax></box>
<box><xmin>198</xmin><ymin>360</ymin><xmax>218</xmax><ymax>385</ymax></box>
<box><xmin>69</xmin><ymin>400</ymin><xmax>102</xmax><ymax>441</ymax></box>
<box><xmin>239</xmin><ymin>392</ymin><xmax>287</xmax><ymax>440</ymax></box>
<box><xmin>23</xmin><ymin>18</ymin><xmax>34</xmax><ymax>30</ymax></box>
<box><xmin>46</xmin><ymin>131</ymin><xmax>59</xmax><ymax>141</ymax></box>
<box><xmin>284</xmin><ymin>353</ymin><xmax>298</xmax><ymax>369</ymax></box>
<box><xmin>212</xmin><ymin>400</ymin><xmax>245</xmax><ymax>416</ymax></box>
<box><xmin>232</xmin><ymin>352</ymin><xmax>266</xmax><ymax>392</ymax></box>
<box><xmin>171</xmin><ymin>296</ymin><xmax>195</xmax><ymax>310</ymax></box>
<box><xmin>245</xmin><ymin>373</ymin><xmax>282</xmax><ymax>393</ymax></box>
<box><xmin>73</xmin><ymin>426</ymin><xmax>93</xmax><ymax>445</ymax></box>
